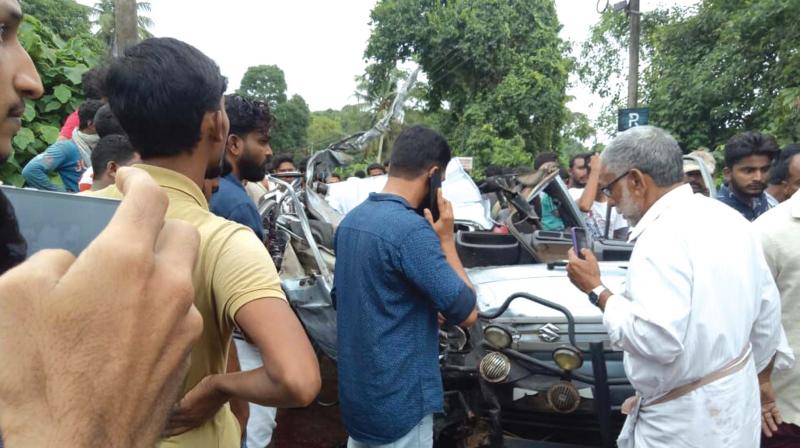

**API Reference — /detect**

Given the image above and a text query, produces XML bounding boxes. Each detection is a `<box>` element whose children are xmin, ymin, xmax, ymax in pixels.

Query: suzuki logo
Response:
<box><xmin>538</xmin><ymin>323</ymin><xmax>561</xmax><ymax>342</ymax></box>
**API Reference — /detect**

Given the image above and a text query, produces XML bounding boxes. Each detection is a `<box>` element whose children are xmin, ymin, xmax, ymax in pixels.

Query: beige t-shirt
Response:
<box><xmin>90</xmin><ymin>164</ymin><xmax>286</xmax><ymax>448</ymax></box>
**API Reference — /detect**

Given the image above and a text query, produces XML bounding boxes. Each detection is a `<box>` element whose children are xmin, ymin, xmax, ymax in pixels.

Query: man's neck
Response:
<box><xmin>728</xmin><ymin>183</ymin><xmax>758</xmax><ymax>206</ymax></box>
<box><xmin>765</xmin><ymin>184</ymin><xmax>784</xmax><ymax>203</ymax></box>
<box><xmin>382</xmin><ymin>176</ymin><xmax>425</xmax><ymax>208</ymax></box>
<box><xmin>141</xmin><ymin>154</ymin><xmax>207</xmax><ymax>191</ymax></box>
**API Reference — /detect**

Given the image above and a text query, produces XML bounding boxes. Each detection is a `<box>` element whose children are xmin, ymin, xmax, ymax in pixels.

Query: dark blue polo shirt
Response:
<box><xmin>333</xmin><ymin>193</ymin><xmax>476</xmax><ymax>444</ymax></box>
<box><xmin>210</xmin><ymin>174</ymin><xmax>264</xmax><ymax>241</ymax></box>
<box><xmin>716</xmin><ymin>184</ymin><xmax>772</xmax><ymax>222</ymax></box>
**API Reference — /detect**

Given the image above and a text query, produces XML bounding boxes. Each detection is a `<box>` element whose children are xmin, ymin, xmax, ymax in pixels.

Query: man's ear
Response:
<box><xmin>628</xmin><ymin>169</ymin><xmax>647</xmax><ymax>195</ymax></box>
<box><xmin>107</xmin><ymin>161</ymin><xmax>119</xmax><ymax>178</ymax></box>
<box><xmin>227</xmin><ymin>134</ymin><xmax>243</xmax><ymax>156</ymax></box>
<box><xmin>203</xmin><ymin>110</ymin><xmax>227</xmax><ymax>145</ymax></box>
<box><xmin>427</xmin><ymin>165</ymin><xmax>440</xmax><ymax>179</ymax></box>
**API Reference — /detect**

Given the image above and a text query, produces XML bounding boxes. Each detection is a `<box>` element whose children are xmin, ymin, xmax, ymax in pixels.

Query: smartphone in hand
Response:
<box><xmin>571</xmin><ymin>227</ymin><xmax>591</xmax><ymax>260</ymax></box>
<box><xmin>428</xmin><ymin>168</ymin><xmax>442</xmax><ymax>222</ymax></box>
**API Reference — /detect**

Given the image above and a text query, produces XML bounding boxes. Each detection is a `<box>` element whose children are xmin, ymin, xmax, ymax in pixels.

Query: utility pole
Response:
<box><xmin>114</xmin><ymin>0</ymin><xmax>138</xmax><ymax>57</ymax></box>
<box><xmin>627</xmin><ymin>0</ymin><xmax>641</xmax><ymax>108</ymax></box>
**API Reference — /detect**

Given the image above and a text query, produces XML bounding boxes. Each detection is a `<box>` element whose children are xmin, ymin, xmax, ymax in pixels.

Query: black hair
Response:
<box><xmin>569</xmin><ymin>152</ymin><xmax>592</xmax><ymax>169</ymax></box>
<box><xmin>271</xmin><ymin>154</ymin><xmax>295</xmax><ymax>172</ymax></box>
<box><xmin>534</xmin><ymin>152</ymin><xmax>559</xmax><ymax>170</ymax></box>
<box><xmin>81</xmin><ymin>65</ymin><xmax>108</xmax><ymax>100</ymax></box>
<box><xmin>723</xmin><ymin>131</ymin><xmax>779</xmax><ymax>168</ymax></box>
<box><xmin>105</xmin><ymin>38</ymin><xmax>228</xmax><ymax>159</ymax></box>
<box><xmin>91</xmin><ymin>135</ymin><xmax>137</xmax><ymax>179</ymax></box>
<box><xmin>367</xmin><ymin>163</ymin><xmax>385</xmax><ymax>173</ymax></box>
<box><xmin>388</xmin><ymin>126</ymin><xmax>451</xmax><ymax>179</ymax></box>
<box><xmin>93</xmin><ymin>104</ymin><xmax>126</xmax><ymax>138</ymax></box>
<box><xmin>78</xmin><ymin>99</ymin><xmax>104</xmax><ymax>130</ymax></box>
<box><xmin>354</xmin><ymin>170</ymin><xmax>366</xmax><ymax>179</ymax></box>
<box><xmin>225</xmin><ymin>94</ymin><xmax>273</xmax><ymax>138</ymax></box>
<box><xmin>769</xmin><ymin>145</ymin><xmax>800</xmax><ymax>185</ymax></box>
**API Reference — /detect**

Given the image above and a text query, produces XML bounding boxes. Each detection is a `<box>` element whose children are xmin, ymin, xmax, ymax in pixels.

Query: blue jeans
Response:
<box><xmin>347</xmin><ymin>415</ymin><xmax>433</xmax><ymax>448</ymax></box>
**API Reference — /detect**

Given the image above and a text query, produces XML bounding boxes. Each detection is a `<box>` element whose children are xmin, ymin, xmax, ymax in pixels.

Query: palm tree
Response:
<box><xmin>93</xmin><ymin>0</ymin><xmax>154</xmax><ymax>50</ymax></box>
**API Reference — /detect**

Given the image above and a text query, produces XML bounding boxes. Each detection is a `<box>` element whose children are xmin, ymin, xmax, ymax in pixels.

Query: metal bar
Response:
<box><xmin>590</xmin><ymin>342</ymin><xmax>613</xmax><ymax>448</ymax></box>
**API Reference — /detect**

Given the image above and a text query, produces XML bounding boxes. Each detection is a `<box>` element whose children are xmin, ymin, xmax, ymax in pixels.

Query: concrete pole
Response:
<box><xmin>627</xmin><ymin>0</ymin><xmax>640</xmax><ymax>108</ymax></box>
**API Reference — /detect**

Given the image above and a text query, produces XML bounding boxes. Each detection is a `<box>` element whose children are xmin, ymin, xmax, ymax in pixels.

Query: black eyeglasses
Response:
<box><xmin>600</xmin><ymin>170</ymin><xmax>631</xmax><ymax>197</ymax></box>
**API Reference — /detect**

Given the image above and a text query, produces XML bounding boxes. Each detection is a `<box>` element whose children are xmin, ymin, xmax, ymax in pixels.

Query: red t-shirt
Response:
<box><xmin>59</xmin><ymin>110</ymin><xmax>80</xmax><ymax>139</ymax></box>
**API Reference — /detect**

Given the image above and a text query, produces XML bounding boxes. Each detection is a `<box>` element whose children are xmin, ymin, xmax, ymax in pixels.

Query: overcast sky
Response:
<box><xmin>74</xmin><ymin>0</ymin><xmax>698</xmax><ymax>136</ymax></box>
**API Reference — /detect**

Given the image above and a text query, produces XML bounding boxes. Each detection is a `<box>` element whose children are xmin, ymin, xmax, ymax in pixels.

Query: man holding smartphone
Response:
<box><xmin>334</xmin><ymin>126</ymin><xmax>478</xmax><ymax>447</ymax></box>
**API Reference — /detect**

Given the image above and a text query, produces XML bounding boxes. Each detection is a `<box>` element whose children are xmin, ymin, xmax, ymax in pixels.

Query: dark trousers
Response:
<box><xmin>762</xmin><ymin>423</ymin><xmax>800</xmax><ymax>448</ymax></box>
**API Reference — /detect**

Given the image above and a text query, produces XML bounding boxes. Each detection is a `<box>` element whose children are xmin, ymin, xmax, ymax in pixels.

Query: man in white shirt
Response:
<box><xmin>569</xmin><ymin>153</ymin><xmax>628</xmax><ymax>239</ymax></box>
<box><xmin>566</xmin><ymin>125</ymin><xmax>789</xmax><ymax>448</ymax></box>
<box><xmin>755</xmin><ymin>189</ymin><xmax>800</xmax><ymax>446</ymax></box>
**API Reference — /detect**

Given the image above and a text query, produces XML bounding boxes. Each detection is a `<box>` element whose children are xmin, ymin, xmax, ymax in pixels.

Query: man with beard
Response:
<box><xmin>566</xmin><ymin>125</ymin><xmax>790</xmax><ymax>448</ymax></box>
<box><xmin>210</xmin><ymin>94</ymin><xmax>278</xmax><ymax>448</ymax></box>
<box><xmin>210</xmin><ymin>94</ymin><xmax>272</xmax><ymax>243</ymax></box>
<box><xmin>568</xmin><ymin>152</ymin><xmax>590</xmax><ymax>189</ymax></box>
<box><xmin>93</xmin><ymin>38</ymin><xmax>320</xmax><ymax>447</ymax></box>
<box><xmin>717</xmin><ymin>131</ymin><xmax>779</xmax><ymax>221</ymax></box>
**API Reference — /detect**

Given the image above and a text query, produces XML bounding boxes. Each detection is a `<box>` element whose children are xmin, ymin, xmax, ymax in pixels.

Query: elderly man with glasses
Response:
<box><xmin>566</xmin><ymin>125</ymin><xmax>792</xmax><ymax>448</ymax></box>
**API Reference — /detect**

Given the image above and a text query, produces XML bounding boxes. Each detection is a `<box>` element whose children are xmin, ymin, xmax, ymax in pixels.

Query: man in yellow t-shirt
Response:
<box><xmin>91</xmin><ymin>37</ymin><xmax>321</xmax><ymax>448</ymax></box>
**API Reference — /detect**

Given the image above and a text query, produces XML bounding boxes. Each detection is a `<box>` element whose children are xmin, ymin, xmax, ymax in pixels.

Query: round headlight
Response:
<box><xmin>479</xmin><ymin>351</ymin><xmax>511</xmax><ymax>383</ymax></box>
<box><xmin>483</xmin><ymin>325</ymin><xmax>512</xmax><ymax>349</ymax></box>
<box><xmin>552</xmin><ymin>346</ymin><xmax>584</xmax><ymax>371</ymax></box>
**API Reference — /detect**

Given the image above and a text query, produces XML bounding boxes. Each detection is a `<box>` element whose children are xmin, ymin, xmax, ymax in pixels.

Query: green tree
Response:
<box><xmin>271</xmin><ymin>95</ymin><xmax>310</xmax><ymax>155</ymax></box>
<box><xmin>20</xmin><ymin>0</ymin><xmax>92</xmax><ymax>41</ymax></box>
<box><xmin>364</xmin><ymin>0</ymin><xmax>571</xmax><ymax>173</ymax></box>
<box><xmin>237</xmin><ymin>65</ymin><xmax>288</xmax><ymax>107</ymax></box>
<box><xmin>307</xmin><ymin>113</ymin><xmax>346</xmax><ymax>149</ymax></box>
<box><xmin>579</xmin><ymin>0</ymin><xmax>800</xmax><ymax>148</ymax></box>
<box><xmin>1</xmin><ymin>16</ymin><xmax>101</xmax><ymax>185</ymax></box>
<box><xmin>92</xmin><ymin>0</ymin><xmax>153</xmax><ymax>49</ymax></box>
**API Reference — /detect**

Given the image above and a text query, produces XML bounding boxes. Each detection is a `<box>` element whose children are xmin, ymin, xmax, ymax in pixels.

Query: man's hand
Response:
<box><xmin>0</xmin><ymin>167</ymin><xmax>202</xmax><ymax>448</ymax></box>
<box><xmin>164</xmin><ymin>375</ymin><xmax>229</xmax><ymax>437</ymax></box>
<box><xmin>566</xmin><ymin>247</ymin><xmax>602</xmax><ymax>294</ymax></box>
<box><xmin>589</xmin><ymin>154</ymin><xmax>602</xmax><ymax>174</ymax></box>
<box><xmin>424</xmin><ymin>189</ymin><xmax>455</xmax><ymax>244</ymax></box>
<box><xmin>760</xmin><ymin>380</ymin><xmax>783</xmax><ymax>438</ymax></box>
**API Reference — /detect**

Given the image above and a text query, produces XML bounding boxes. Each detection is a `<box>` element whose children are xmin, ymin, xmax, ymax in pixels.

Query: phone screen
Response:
<box><xmin>571</xmin><ymin>227</ymin><xmax>591</xmax><ymax>259</ymax></box>
<box><xmin>428</xmin><ymin>168</ymin><xmax>442</xmax><ymax>222</ymax></box>
<box><xmin>1</xmin><ymin>186</ymin><xmax>120</xmax><ymax>258</ymax></box>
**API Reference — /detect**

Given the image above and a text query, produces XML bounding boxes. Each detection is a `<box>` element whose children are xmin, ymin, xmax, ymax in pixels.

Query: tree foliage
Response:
<box><xmin>1</xmin><ymin>16</ymin><xmax>101</xmax><ymax>185</ymax></box>
<box><xmin>363</xmin><ymin>0</ymin><xmax>571</xmax><ymax>174</ymax></box>
<box><xmin>579</xmin><ymin>0</ymin><xmax>800</xmax><ymax>149</ymax></box>
<box><xmin>237</xmin><ymin>65</ymin><xmax>288</xmax><ymax>107</ymax></box>
<box><xmin>20</xmin><ymin>0</ymin><xmax>93</xmax><ymax>41</ymax></box>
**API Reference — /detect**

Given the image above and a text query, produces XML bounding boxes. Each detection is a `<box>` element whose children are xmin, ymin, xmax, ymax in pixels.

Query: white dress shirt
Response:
<box><xmin>603</xmin><ymin>184</ymin><xmax>785</xmax><ymax>447</ymax></box>
<box><xmin>755</xmin><ymin>191</ymin><xmax>800</xmax><ymax>425</ymax></box>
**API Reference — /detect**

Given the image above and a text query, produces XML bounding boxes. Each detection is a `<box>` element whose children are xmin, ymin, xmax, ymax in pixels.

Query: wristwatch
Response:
<box><xmin>588</xmin><ymin>285</ymin><xmax>607</xmax><ymax>307</ymax></box>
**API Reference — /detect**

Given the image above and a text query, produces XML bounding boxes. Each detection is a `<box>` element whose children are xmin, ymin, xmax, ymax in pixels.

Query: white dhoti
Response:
<box><xmin>619</xmin><ymin>358</ymin><xmax>759</xmax><ymax>448</ymax></box>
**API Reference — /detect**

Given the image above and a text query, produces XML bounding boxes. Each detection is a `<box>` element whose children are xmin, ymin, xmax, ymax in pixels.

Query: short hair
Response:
<box><xmin>78</xmin><ymin>100</ymin><xmax>104</xmax><ymax>130</ymax></box>
<box><xmin>91</xmin><ymin>135</ymin><xmax>137</xmax><ymax>179</ymax></box>
<box><xmin>225</xmin><ymin>94</ymin><xmax>272</xmax><ymax>138</ymax></box>
<box><xmin>534</xmin><ymin>152</ymin><xmax>559</xmax><ymax>170</ymax></box>
<box><xmin>769</xmin><ymin>145</ymin><xmax>800</xmax><ymax>185</ymax></box>
<box><xmin>271</xmin><ymin>154</ymin><xmax>295</xmax><ymax>172</ymax></box>
<box><xmin>367</xmin><ymin>163</ymin><xmax>385</xmax><ymax>173</ymax></box>
<box><xmin>81</xmin><ymin>65</ymin><xmax>108</xmax><ymax>100</ymax></box>
<box><xmin>388</xmin><ymin>126</ymin><xmax>451</xmax><ymax>179</ymax></box>
<box><xmin>93</xmin><ymin>104</ymin><xmax>126</xmax><ymax>138</ymax></box>
<box><xmin>105</xmin><ymin>38</ymin><xmax>228</xmax><ymax>159</ymax></box>
<box><xmin>723</xmin><ymin>131</ymin><xmax>779</xmax><ymax>168</ymax></box>
<box><xmin>602</xmin><ymin>125</ymin><xmax>683</xmax><ymax>187</ymax></box>
<box><xmin>569</xmin><ymin>152</ymin><xmax>592</xmax><ymax>169</ymax></box>
<box><xmin>354</xmin><ymin>170</ymin><xmax>366</xmax><ymax>179</ymax></box>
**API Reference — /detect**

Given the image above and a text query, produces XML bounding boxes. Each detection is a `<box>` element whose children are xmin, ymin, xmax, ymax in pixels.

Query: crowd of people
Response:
<box><xmin>0</xmin><ymin>0</ymin><xmax>798</xmax><ymax>447</ymax></box>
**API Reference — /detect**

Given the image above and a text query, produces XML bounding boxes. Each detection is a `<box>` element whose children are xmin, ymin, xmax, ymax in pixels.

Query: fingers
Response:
<box><xmin>105</xmin><ymin>166</ymin><xmax>169</xmax><ymax>251</ymax></box>
<box><xmin>10</xmin><ymin>248</ymin><xmax>75</xmax><ymax>281</ymax></box>
<box><xmin>567</xmin><ymin>247</ymin><xmax>578</xmax><ymax>262</ymax></box>
<box><xmin>424</xmin><ymin>208</ymin><xmax>435</xmax><ymax>226</ymax></box>
<box><xmin>581</xmin><ymin>248</ymin><xmax>597</xmax><ymax>263</ymax></box>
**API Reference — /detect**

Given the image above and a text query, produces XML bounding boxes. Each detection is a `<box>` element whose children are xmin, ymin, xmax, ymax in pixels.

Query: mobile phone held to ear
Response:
<box><xmin>571</xmin><ymin>227</ymin><xmax>591</xmax><ymax>260</ymax></box>
<box><xmin>0</xmin><ymin>186</ymin><xmax>120</xmax><ymax>258</ymax></box>
<box><xmin>428</xmin><ymin>168</ymin><xmax>442</xmax><ymax>222</ymax></box>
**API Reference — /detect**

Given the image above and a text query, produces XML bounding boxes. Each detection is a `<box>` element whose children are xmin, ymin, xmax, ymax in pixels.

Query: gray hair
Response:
<box><xmin>602</xmin><ymin>125</ymin><xmax>684</xmax><ymax>187</ymax></box>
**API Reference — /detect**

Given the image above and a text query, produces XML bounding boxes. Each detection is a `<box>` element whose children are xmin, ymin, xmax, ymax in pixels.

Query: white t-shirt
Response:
<box><xmin>569</xmin><ymin>188</ymin><xmax>628</xmax><ymax>238</ymax></box>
